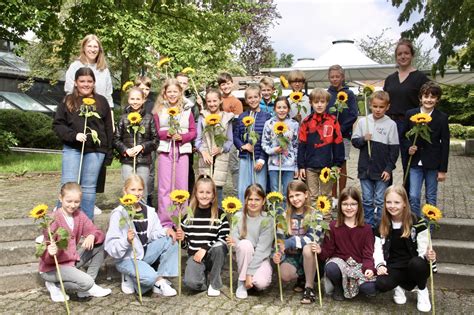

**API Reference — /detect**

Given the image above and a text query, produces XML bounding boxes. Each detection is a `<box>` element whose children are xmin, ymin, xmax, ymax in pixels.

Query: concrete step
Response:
<box><xmin>0</xmin><ymin>240</ymin><xmax>36</xmax><ymax>266</ymax></box>
<box><xmin>0</xmin><ymin>218</ymin><xmax>41</xmax><ymax>242</ymax></box>
<box><xmin>432</xmin><ymin>239</ymin><xmax>474</xmax><ymax>265</ymax></box>
<box><xmin>432</xmin><ymin>218</ymin><xmax>474</xmax><ymax>242</ymax></box>
<box><xmin>435</xmin><ymin>262</ymin><xmax>474</xmax><ymax>291</ymax></box>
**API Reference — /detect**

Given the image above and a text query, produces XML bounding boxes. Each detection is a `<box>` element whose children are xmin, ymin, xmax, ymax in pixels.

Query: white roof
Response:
<box><xmin>313</xmin><ymin>40</ymin><xmax>379</xmax><ymax>67</ymax></box>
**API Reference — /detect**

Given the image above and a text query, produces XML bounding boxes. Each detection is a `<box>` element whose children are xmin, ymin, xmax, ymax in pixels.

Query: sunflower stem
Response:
<box><xmin>131</xmin><ymin>239</ymin><xmax>143</xmax><ymax>304</ymax></box>
<box><xmin>178</xmin><ymin>207</ymin><xmax>182</xmax><ymax>296</ymax></box>
<box><xmin>252</xmin><ymin>151</ymin><xmax>257</xmax><ymax>185</ymax></box>
<box><xmin>171</xmin><ymin>139</ymin><xmax>176</xmax><ymax>191</ymax></box>
<box><xmin>278</xmin><ymin>154</ymin><xmax>282</xmax><ymax>194</ymax></box>
<box><xmin>315</xmin><ymin>250</ymin><xmax>322</xmax><ymax>307</ymax></box>
<box><xmin>272</xmin><ymin>206</ymin><xmax>283</xmax><ymax>302</ymax></box>
<box><xmin>189</xmin><ymin>76</ymin><xmax>203</xmax><ymax>111</ymax></box>
<box><xmin>133</xmin><ymin>132</ymin><xmax>137</xmax><ymax>174</ymax></box>
<box><xmin>77</xmin><ymin>116</ymin><xmax>88</xmax><ymax>184</ymax></box>
<box><xmin>403</xmin><ymin>132</ymin><xmax>419</xmax><ymax>186</ymax></box>
<box><xmin>47</xmin><ymin>226</ymin><xmax>70</xmax><ymax>315</ymax></box>
<box><xmin>229</xmin><ymin>244</ymin><xmax>233</xmax><ymax>299</ymax></box>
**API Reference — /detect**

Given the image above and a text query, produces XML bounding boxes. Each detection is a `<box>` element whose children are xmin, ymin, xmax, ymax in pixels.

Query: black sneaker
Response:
<box><xmin>332</xmin><ymin>287</ymin><xmax>344</xmax><ymax>301</ymax></box>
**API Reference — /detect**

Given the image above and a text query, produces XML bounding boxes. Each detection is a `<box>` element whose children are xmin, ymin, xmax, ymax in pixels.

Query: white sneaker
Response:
<box><xmin>77</xmin><ymin>284</ymin><xmax>112</xmax><ymax>298</ymax></box>
<box><xmin>153</xmin><ymin>279</ymin><xmax>177</xmax><ymax>297</ymax></box>
<box><xmin>94</xmin><ymin>206</ymin><xmax>102</xmax><ymax>215</ymax></box>
<box><xmin>121</xmin><ymin>274</ymin><xmax>135</xmax><ymax>294</ymax></box>
<box><xmin>417</xmin><ymin>287</ymin><xmax>432</xmax><ymax>312</ymax></box>
<box><xmin>323</xmin><ymin>276</ymin><xmax>334</xmax><ymax>295</ymax></box>
<box><xmin>207</xmin><ymin>284</ymin><xmax>221</xmax><ymax>297</ymax></box>
<box><xmin>393</xmin><ymin>286</ymin><xmax>407</xmax><ymax>305</ymax></box>
<box><xmin>45</xmin><ymin>281</ymin><xmax>69</xmax><ymax>302</ymax></box>
<box><xmin>235</xmin><ymin>281</ymin><xmax>247</xmax><ymax>299</ymax></box>
<box><xmin>35</xmin><ymin>235</ymin><xmax>44</xmax><ymax>244</ymax></box>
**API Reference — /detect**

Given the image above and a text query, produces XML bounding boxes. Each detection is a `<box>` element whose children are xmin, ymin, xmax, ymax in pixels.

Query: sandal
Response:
<box><xmin>300</xmin><ymin>287</ymin><xmax>316</xmax><ymax>304</ymax></box>
<box><xmin>293</xmin><ymin>276</ymin><xmax>305</xmax><ymax>293</ymax></box>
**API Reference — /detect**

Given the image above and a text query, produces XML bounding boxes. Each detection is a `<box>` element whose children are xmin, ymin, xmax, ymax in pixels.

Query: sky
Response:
<box><xmin>268</xmin><ymin>0</ymin><xmax>437</xmax><ymax>63</ymax></box>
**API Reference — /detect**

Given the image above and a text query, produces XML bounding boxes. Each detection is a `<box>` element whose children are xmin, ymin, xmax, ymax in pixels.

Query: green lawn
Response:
<box><xmin>0</xmin><ymin>152</ymin><xmax>120</xmax><ymax>174</ymax></box>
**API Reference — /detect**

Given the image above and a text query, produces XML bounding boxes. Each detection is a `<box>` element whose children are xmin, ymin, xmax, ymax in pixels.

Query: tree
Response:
<box><xmin>391</xmin><ymin>0</ymin><xmax>473</xmax><ymax>75</ymax></box>
<box><xmin>277</xmin><ymin>53</ymin><xmax>294</xmax><ymax>68</ymax></box>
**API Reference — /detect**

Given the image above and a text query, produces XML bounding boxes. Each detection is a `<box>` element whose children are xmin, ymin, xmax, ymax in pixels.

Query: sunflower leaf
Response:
<box><xmin>119</xmin><ymin>217</ymin><xmax>127</xmax><ymax>228</ymax></box>
<box><xmin>35</xmin><ymin>243</ymin><xmax>46</xmax><ymax>258</ymax></box>
<box><xmin>170</xmin><ymin>215</ymin><xmax>179</xmax><ymax>227</ymax></box>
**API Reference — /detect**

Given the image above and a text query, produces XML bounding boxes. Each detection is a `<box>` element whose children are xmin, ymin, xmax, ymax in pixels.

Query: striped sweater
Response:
<box><xmin>181</xmin><ymin>207</ymin><xmax>229</xmax><ymax>255</ymax></box>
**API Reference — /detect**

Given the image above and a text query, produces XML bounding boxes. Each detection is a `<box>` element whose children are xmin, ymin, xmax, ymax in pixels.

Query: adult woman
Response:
<box><xmin>53</xmin><ymin>67</ymin><xmax>114</xmax><ymax>219</ymax></box>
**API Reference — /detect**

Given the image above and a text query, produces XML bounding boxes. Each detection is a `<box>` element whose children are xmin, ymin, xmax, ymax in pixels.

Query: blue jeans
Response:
<box><xmin>409</xmin><ymin>166</ymin><xmax>438</xmax><ymax>217</ymax></box>
<box><xmin>60</xmin><ymin>145</ymin><xmax>105</xmax><ymax>219</ymax></box>
<box><xmin>360</xmin><ymin>179</ymin><xmax>388</xmax><ymax>228</ymax></box>
<box><xmin>238</xmin><ymin>156</ymin><xmax>268</xmax><ymax>201</ymax></box>
<box><xmin>115</xmin><ymin>237</ymin><xmax>178</xmax><ymax>293</ymax></box>
<box><xmin>268</xmin><ymin>170</ymin><xmax>294</xmax><ymax>194</ymax></box>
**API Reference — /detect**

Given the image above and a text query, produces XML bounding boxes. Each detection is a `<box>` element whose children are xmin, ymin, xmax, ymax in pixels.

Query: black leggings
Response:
<box><xmin>376</xmin><ymin>256</ymin><xmax>430</xmax><ymax>292</ymax></box>
<box><xmin>325</xmin><ymin>262</ymin><xmax>376</xmax><ymax>296</ymax></box>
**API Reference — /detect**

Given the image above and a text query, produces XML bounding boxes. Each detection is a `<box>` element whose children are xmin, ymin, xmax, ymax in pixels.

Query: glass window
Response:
<box><xmin>0</xmin><ymin>92</ymin><xmax>51</xmax><ymax>112</ymax></box>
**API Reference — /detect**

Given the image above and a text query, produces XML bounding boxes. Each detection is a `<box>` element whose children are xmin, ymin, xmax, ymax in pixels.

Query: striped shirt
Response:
<box><xmin>181</xmin><ymin>207</ymin><xmax>229</xmax><ymax>255</ymax></box>
<box><xmin>133</xmin><ymin>204</ymin><xmax>149</xmax><ymax>252</ymax></box>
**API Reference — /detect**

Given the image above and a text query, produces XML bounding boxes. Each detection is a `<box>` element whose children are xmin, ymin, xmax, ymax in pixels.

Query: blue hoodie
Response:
<box><xmin>327</xmin><ymin>84</ymin><xmax>359</xmax><ymax>138</ymax></box>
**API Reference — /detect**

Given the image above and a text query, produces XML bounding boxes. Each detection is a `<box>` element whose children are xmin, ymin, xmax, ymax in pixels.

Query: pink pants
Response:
<box><xmin>235</xmin><ymin>239</ymin><xmax>272</xmax><ymax>290</ymax></box>
<box><xmin>157</xmin><ymin>150</ymin><xmax>189</xmax><ymax>228</ymax></box>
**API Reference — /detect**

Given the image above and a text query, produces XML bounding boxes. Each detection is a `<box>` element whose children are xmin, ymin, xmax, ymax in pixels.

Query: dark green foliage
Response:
<box><xmin>0</xmin><ymin>130</ymin><xmax>19</xmax><ymax>154</ymax></box>
<box><xmin>449</xmin><ymin>124</ymin><xmax>467</xmax><ymax>139</ymax></box>
<box><xmin>438</xmin><ymin>84</ymin><xmax>474</xmax><ymax>125</ymax></box>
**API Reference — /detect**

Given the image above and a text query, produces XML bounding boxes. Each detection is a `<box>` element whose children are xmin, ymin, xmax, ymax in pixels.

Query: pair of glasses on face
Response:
<box><xmin>341</xmin><ymin>202</ymin><xmax>358</xmax><ymax>208</ymax></box>
<box><xmin>290</xmin><ymin>80</ymin><xmax>305</xmax><ymax>84</ymax></box>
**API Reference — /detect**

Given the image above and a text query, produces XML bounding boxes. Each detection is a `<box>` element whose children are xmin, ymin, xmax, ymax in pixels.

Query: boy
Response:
<box><xmin>352</xmin><ymin>91</ymin><xmax>399</xmax><ymax>228</ymax></box>
<box><xmin>287</xmin><ymin>70</ymin><xmax>311</xmax><ymax>123</ymax></box>
<box><xmin>135</xmin><ymin>76</ymin><xmax>154</xmax><ymax>114</ymax></box>
<box><xmin>259</xmin><ymin>76</ymin><xmax>275</xmax><ymax>116</ymax></box>
<box><xmin>298</xmin><ymin>88</ymin><xmax>344</xmax><ymax>215</ymax></box>
<box><xmin>404</xmin><ymin>82</ymin><xmax>449</xmax><ymax>216</ymax></box>
<box><xmin>327</xmin><ymin>65</ymin><xmax>359</xmax><ymax>196</ymax></box>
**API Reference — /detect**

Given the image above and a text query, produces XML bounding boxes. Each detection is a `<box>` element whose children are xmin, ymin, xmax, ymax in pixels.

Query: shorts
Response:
<box><xmin>282</xmin><ymin>253</ymin><xmax>304</xmax><ymax>277</ymax></box>
<box><xmin>343</xmin><ymin>138</ymin><xmax>351</xmax><ymax>160</ymax></box>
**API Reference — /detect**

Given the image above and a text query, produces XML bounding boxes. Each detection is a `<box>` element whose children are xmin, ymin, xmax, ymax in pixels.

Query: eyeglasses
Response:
<box><xmin>341</xmin><ymin>202</ymin><xmax>358</xmax><ymax>208</ymax></box>
<box><xmin>289</xmin><ymin>80</ymin><xmax>305</xmax><ymax>83</ymax></box>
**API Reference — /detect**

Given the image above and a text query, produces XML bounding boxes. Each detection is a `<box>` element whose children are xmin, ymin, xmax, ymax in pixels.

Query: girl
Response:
<box><xmin>176</xmin><ymin>175</ymin><xmax>229</xmax><ymax>297</ymax></box>
<box><xmin>374</xmin><ymin>185</ymin><xmax>436</xmax><ymax>313</ymax></box>
<box><xmin>105</xmin><ymin>175</ymin><xmax>178</xmax><ymax>296</ymax></box>
<box><xmin>195</xmin><ymin>88</ymin><xmax>234</xmax><ymax>205</ymax></box>
<box><xmin>287</xmin><ymin>69</ymin><xmax>311</xmax><ymax>123</ymax></box>
<box><xmin>114</xmin><ymin>87</ymin><xmax>158</xmax><ymax>202</ymax></box>
<box><xmin>233</xmin><ymin>85</ymin><xmax>271</xmax><ymax>201</ymax></box>
<box><xmin>262</xmin><ymin>96</ymin><xmax>299</xmax><ymax>196</ymax></box>
<box><xmin>312</xmin><ymin>186</ymin><xmax>376</xmax><ymax>301</ymax></box>
<box><xmin>39</xmin><ymin>182</ymin><xmax>111</xmax><ymax>301</ymax></box>
<box><xmin>227</xmin><ymin>184</ymin><xmax>274</xmax><ymax>299</ymax></box>
<box><xmin>53</xmin><ymin>67</ymin><xmax>113</xmax><ymax>220</ymax></box>
<box><xmin>153</xmin><ymin>78</ymin><xmax>196</xmax><ymax>227</ymax></box>
<box><xmin>272</xmin><ymin>180</ymin><xmax>321</xmax><ymax>304</ymax></box>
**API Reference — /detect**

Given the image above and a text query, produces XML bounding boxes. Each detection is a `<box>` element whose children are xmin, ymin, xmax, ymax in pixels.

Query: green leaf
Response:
<box><xmin>171</xmin><ymin>215</ymin><xmax>179</xmax><ymax>226</ymax></box>
<box><xmin>91</xmin><ymin>112</ymin><xmax>101</xmax><ymax>119</ymax></box>
<box><xmin>119</xmin><ymin>217</ymin><xmax>127</xmax><ymax>228</ymax></box>
<box><xmin>35</xmin><ymin>243</ymin><xmax>46</xmax><ymax>258</ymax></box>
<box><xmin>167</xmin><ymin>204</ymin><xmax>177</xmax><ymax>213</ymax></box>
<box><xmin>220</xmin><ymin>212</ymin><xmax>227</xmax><ymax>222</ymax></box>
<box><xmin>186</xmin><ymin>206</ymin><xmax>194</xmax><ymax>219</ymax></box>
<box><xmin>138</xmin><ymin>126</ymin><xmax>146</xmax><ymax>134</ymax></box>
<box><xmin>231</xmin><ymin>215</ymin><xmax>239</xmax><ymax>227</ymax></box>
<box><xmin>260</xmin><ymin>217</ymin><xmax>269</xmax><ymax>229</ymax></box>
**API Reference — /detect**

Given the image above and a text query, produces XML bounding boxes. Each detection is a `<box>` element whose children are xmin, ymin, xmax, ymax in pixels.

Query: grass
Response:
<box><xmin>0</xmin><ymin>152</ymin><xmax>121</xmax><ymax>174</ymax></box>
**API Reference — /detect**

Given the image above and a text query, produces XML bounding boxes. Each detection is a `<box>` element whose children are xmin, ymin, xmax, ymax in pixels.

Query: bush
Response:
<box><xmin>0</xmin><ymin>130</ymin><xmax>19</xmax><ymax>154</ymax></box>
<box><xmin>0</xmin><ymin>109</ymin><xmax>62</xmax><ymax>149</ymax></box>
<box><xmin>466</xmin><ymin>127</ymin><xmax>474</xmax><ymax>139</ymax></box>
<box><xmin>449</xmin><ymin>124</ymin><xmax>467</xmax><ymax>139</ymax></box>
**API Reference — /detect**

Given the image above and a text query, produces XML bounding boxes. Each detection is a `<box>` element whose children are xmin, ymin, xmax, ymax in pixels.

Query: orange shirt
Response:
<box><xmin>222</xmin><ymin>95</ymin><xmax>243</xmax><ymax>116</ymax></box>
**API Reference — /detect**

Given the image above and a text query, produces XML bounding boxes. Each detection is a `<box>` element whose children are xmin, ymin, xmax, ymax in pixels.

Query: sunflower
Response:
<box><xmin>280</xmin><ymin>75</ymin><xmax>289</xmax><ymax>88</ymax></box>
<box><xmin>167</xmin><ymin>107</ymin><xmax>180</xmax><ymax>117</ymax></box>
<box><xmin>289</xmin><ymin>91</ymin><xmax>303</xmax><ymax>103</ymax></box>
<box><xmin>29</xmin><ymin>204</ymin><xmax>48</xmax><ymax>219</ymax></box>
<box><xmin>205</xmin><ymin>113</ymin><xmax>221</xmax><ymax>126</ymax></box>
<box><xmin>120</xmin><ymin>194</ymin><xmax>138</xmax><ymax>206</ymax></box>
<box><xmin>170</xmin><ymin>190</ymin><xmax>190</xmax><ymax>204</ymax></box>
<box><xmin>222</xmin><ymin>196</ymin><xmax>243</xmax><ymax>214</ymax></box>
<box><xmin>363</xmin><ymin>85</ymin><xmax>375</xmax><ymax>95</ymax></box>
<box><xmin>157</xmin><ymin>57</ymin><xmax>171</xmax><ymax>68</ymax></box>
<box><xmin>242</xmin><ymin>116</ymin><xmax>255</xmax><ymax>127</ymax></box>
<box><xmin>316</xmin><ymin>195</ymin><xmax>331</xmax><ymax>214</ymax></box>
<box><xmin>410</xmin><ymin>113</ymin><xmax>432</xmax><ymax>124</ymax></box>
<box><xmin>82</xmin><ymin>97</ymin><xmax>96</xmax><ymax>106</ymax></box>
<box><xmin>122</xmin><ymin>81</ymin><xmax>134</xmax><ymax>92</ymax></box>
<box><xmin>182</xmin><ymin>67</ymin><xmax>196</xmax><ymax>75</ymax></box>
<box><xmin>273</xmin><ymin>121</ymin><xmax>288</xmax><ymax>135</ymax></box>
<box><xmin>319</xmin><ymin>167</ymin><xmax>331</xmax><ymax>183</ymax></box>
<box><xmin>267</xmin><ymin>191</ymin><xmax>284</xmax><ymax>204</ymax></box>
<box><xmin>337</xmin><ymin>91</ymin><xmax>348</xmax><ymax>103</ymax></box>
<box><xmin>422</xmin><ymin>204</ymin><xmax>442</xmax><ymax>222</ymax></box>
<box><xmin>127</xmin><ymin>112</ymin><xmax>142</xmax><ymax>125</ymax></box>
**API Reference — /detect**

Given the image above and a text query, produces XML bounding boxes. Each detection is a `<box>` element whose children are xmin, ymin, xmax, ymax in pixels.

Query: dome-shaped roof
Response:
<box><xmin>313</xmin><ymin>40</ymin><xmax>379</xmax><ymax>67</ymax></box>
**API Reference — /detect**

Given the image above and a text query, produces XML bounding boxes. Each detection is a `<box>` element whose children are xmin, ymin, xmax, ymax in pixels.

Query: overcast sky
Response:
<box><xmin>268</xmin><ymin>0</ymin><xmax>437</xmax><ymax>63</ymax></box>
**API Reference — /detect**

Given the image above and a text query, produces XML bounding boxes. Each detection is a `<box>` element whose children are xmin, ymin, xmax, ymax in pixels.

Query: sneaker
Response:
<box><xmin>35</xmin><ymin>235</ymin><xmax>44</xmax><ymax>244</ymax></box>
<box><xmin>323</xmin><ymin>276</ymin><xmax>334</xmax><ymax>295</ymax></box>
<box><xmin>332</xmin><ymin>286</ymin><xmax>344</xmax><ymax>301</ymax></box>
<box><xmin>393</xmin><ymin>286</ymin><xmax>407</xmax><ymax>305</ymax></box>
<box><xmin>207</xmin><ymin>284</ymin><xmax>221</xmax><ymax>297</ymax></box>
<box><xmin>235</xmin><ymin>281</ymin><xmax>247</xmax><ymax>299</ymax></box>
<box><xmin>94</xmin><ymin>206</ymin><xmax>102</xmax><ymax>216</ymax></box>
<box><xmin>417</xmin><ymin>287</ymin><xmax>431</xmax><ymax>312</ymax></box>
<box><xmin>121</xmin><ymin>274</ymin><xmax>135</xmax><ymax>295</ymax></box>
<box><xmin>153</xmin><ymin>279</ymin><xmax>177</xmax><ymax>297</ymax></box>
<box><xmin>293</xmin><ymin>276</ymin><xmax>305</xmax><ymax>292</ymax></box>
<box><xmin>77</xmin><ymin>284</ymin><xmax>111</xmax><ymax>298</ymax></box>
<box><xmin>45</xmin><ymin>281</ymin><xmax>69</xmax><ymax>302</ymax></box>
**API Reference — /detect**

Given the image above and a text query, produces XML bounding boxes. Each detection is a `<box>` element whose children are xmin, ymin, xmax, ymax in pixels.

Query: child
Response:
<box><xmin>259</xmin><ymin>76</ymin><xmax>276</xmax><ymax>116</ymax></box>
<box><xmin>273</xmin><ymin>180</ymin><xmax>321</xmax><ymax>304</ymax></box>
<box><xmin>374</xmin><ymin>185</ymin><xmax>436</xmax><ymax>312</ymax></box>
<box><xmin>327</xmin><ymin>65</ymin><xmax>359</xmax><ymax>195</ymax></box>
<box><xmin>298</xmin><ymin>88</ymin><xmax>344</xmax><ymax>214</ymax></box>
<box><xmin>227</xmin><ymin>184</ymin><xmax>274</xmax><ymax>299</ymax></box>
<box><xmin>195</xmin><ymin>88</ymin><xmax>234</xmax><ymax>205</ymax></box>
<box><xmin>287</xmin><ymin>70</ymin><xmax>311</xmax><ymax>123</ymax></box>
<box><xmin>312</xmin><ymin>186</ymin><xmax>376</xmax><ymax>301</ymax></box>
<box><xmin>153</xmin><ymin>78</ymin><xmax>196</xmax><ymax>228</ymax></box>
<box><xmin>134</xmin><ymin>76</ymin><xmax>154</xmax><ymax>114</ymax></box>
<box><xmin>105</xmin><ymin>175</ymin><xmax>178</xmax><ymax>296</ymax></box>
<box><xmin>404</xmin><ymin>82</ymin><xmax>450</xmax><ymax>217</ymax></box>
<box><xmin>352</xmin><ymin>91</ymin><xmax>399</xmax><ymax>228</ymax></box>
<box><xmin>176</xmin><ymin>175</ymin><xmax>230</xmax><ymax>296</ymax></box>
<box><xmin>114</xmin><ymin>87</ymin><xmax>158</xmax><ymax>201</ymax></box>
<box><xmin>233</xmin><ymin>85</ymin><xmax>272</xmax><ymax>201</ymax></box>
<box><xmin>261</xmin><ymin>96</ymin><xmax>299</xmax><ymax>196</ymax></box>
<box><xmin>39</xmin><ymin>182</ymin><xmax>111</xmax><ymax>301</ymax></box>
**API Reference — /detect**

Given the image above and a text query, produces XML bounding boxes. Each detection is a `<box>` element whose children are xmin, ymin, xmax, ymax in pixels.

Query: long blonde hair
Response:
<box><xmin>78</xmin><ymin>34</ymin><xmax>108</xmax><ymax>70</ymax></box>
<box><xmin>189</xmin><ymin>175</ymin><xmax>218</xmax><ymax>224</ymax></box>
<box><xmin>379</xmin><ymin>185</ymin><xmax>413</xmax><ymax>238</ymax></box>
<box><xmin>286</xmin><ymin>180</ymin><xmax>311</xmax><ymax>235</ymax></box>
<box><xmin>240</xmin><ymin>184</ymin><xmax>266</xmax><ymax>239</ymax></box>
<box><xmin>152</xmin><ymin>78</ymin><xmax>184</xmax><ymax>114</ymax></box>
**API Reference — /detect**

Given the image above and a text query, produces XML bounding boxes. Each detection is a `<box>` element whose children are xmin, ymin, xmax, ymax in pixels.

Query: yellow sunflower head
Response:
<box><xmin>157</xmin><ymin>57</ymin><xmax>171</xmax><ymax>68</ymax></box>
<box><xmin>122</xmin><ymin>81</ymin><xmax>134</xmax><ymax>92</ymax></box>
<box><xmin>266</xmin><ymin>191</ymin><xmax>284</xmax><ymax>204</ymax></box>
<box><xmin>316</xmin><ymin>195</ymin><xmax>331</xmax><ymax>214</ymax></box>
<box><xmin>410</xmin><ymin>113</ymin><xmax>432</xmax><ymax>124</ymax></box>
<box><xmin>422</xmin><ymin>204</ymin><xmax>442</xmax><ymax>222</ymax></box>
<box><xmin>242</xmin><ymin>116</ymin><xmax>255</xmax><ymax>127</ymax></box>
<box><xmin>273</xmin><ymin>122</ymin><xmax>288</xmax><ymax>135</ymax></box>
<box><xmin>170</xmin><ymin>190</ymin><xmax>190</xmax><ymax>204</ymax></box>
<box><xmin>222</xmin><ymin>196</ymin><xmax>243</xmax><ymax>214</ymax></box>
<box><xmin>280</xmin><ymin>75</ymin><xmax>289</xmax><ymax>89</ymax></box>
<box><xmin>127</xmin><ymin>112</ymin><xmax>142</xmax><ymax>125</ymax></box>
<box><xmin>289</xmin><ymin>91</ymin><xmax>303</xmax><ymax>103</ymax></box>
<box><xmin>363</xmin><ymin>85</ymin><xmax>375</xmax><ymax>95</ymax></box>
<box><xmin>205</xmin><ymin>113</ymin><xmax>221</xmax><ymax>126</ymax></box>
<box><xmin>120</xmin><ymin>194</ymin><xmax>138</xmax><ymax>206</ymax></box>
<box><xmin>167</xmin><ymin>107</ymin><xmax>180</xmax><ymax>117</ymax></box>
<box><xmin>319</xmin><ymin>167</ymin><xmax>331</xmax><ymax>184</ymax></box>
<box><xmin>182</xmin><ymin>67</ymin><xmax>196</xmax><ymax>75</ymax></box>
<box><xmin>337</xmin><ymin>91</ymin><xmax>348</xmax><ymax>103</ymax></box>
<box><xmin>29</xmin><ymin>204</ymin><xmax>48</xmax><ymax>219</ymax></box>
<box><xmin>82</xmin><ymin>97</ymin><xmax>96</xmax><ymax>106</ymax></box>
